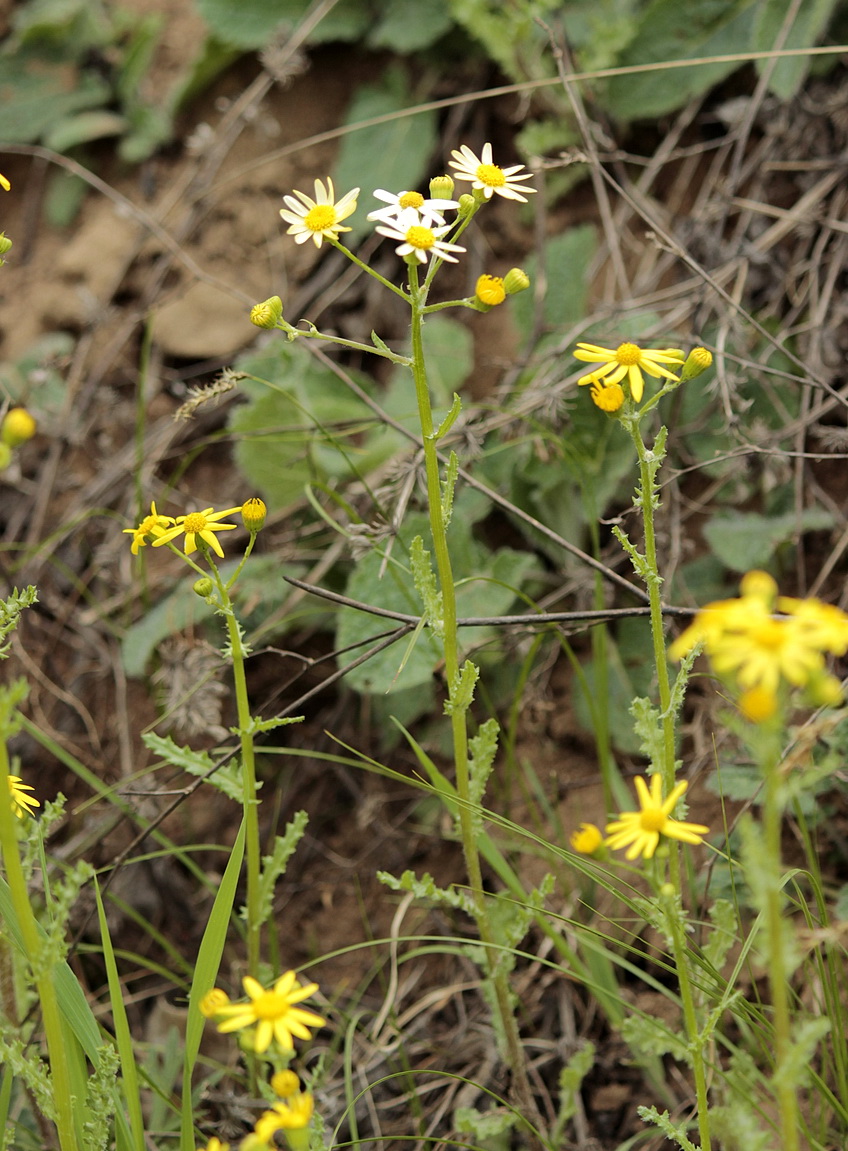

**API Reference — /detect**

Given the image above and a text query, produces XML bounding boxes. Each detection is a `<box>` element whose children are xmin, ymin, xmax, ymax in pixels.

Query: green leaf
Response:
<box><xmin>602</xmin><ymin>0</ymin><xmax>758</xmax><ymax>121</ymax></box>
<box><xmin>0</xmin><ymin>50</ymin><xmax>111</xmax><ymax>143</ymax></box>
<box><xmin>752</xmin><ymin>0</ymin><xmax>842</xmax><ymax>100</ymax></box>
<box><xmin>193</xmin><ymin>0</ymin><xmax>309</xmax><ymax>48</ymax></box>
<box><xmin>44</xmin><ymin>108</ymin><xmax>127</xmax><ymax>151</ymax></box>
<box><xmin>511</xmin><ymin>225</ymin><xmax>597</xmax><ymax>339</ymax></box>
<box><xmin>255</xmin><ymin>812</ymin><xmax>309</xmax><ymax>925</ymax></box>
<box><xmin>143</xmin><ymin>732</ymin><xmax>252</xmax><ymax>803</ymax></box>
<box><xmin>334</xmin><ymin>64</ymin><xmax>439</xmax><ymax>241</ymax></box>
<box><xmin>181</xmin><ymin>820</ymin><xmax>246</xmax><ymax>1149</ymax></box>
<box><xmin>368</xmin><ymin>0</ymin><xmax>454</xmax><ymax>50</ymax></box>
<box><xmin>703</xmin><ymin>507</ymin><xmax>834</xmax><ymax>572</ymax></box>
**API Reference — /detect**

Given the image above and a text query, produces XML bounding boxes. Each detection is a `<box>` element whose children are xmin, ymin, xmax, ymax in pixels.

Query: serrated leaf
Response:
<box><xmin>377</xmin><ymin>867</ymin><xmax>474</xmax><ymax>912</ymax></box>
<box><xmin>621</xmin><ymin>1013</ymin><xmax>689</xmax><ymax>1061</ymax></box>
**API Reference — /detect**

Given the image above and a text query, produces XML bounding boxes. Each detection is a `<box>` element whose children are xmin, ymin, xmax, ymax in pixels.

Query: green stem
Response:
<box><xmin>330</xmin><ymin>238</ymin><xmax>411</xmax><ymax>301</ymax></box>
<box><xmin>207</xmin><ymin>560</ymin><xmax>261</xmax><ymax>977</ymax></box>
<box><xmin>0</xmin><ymin>735</ymin><xmax>78</xmax><ymax>1151</ymax></box>
<box><xmin>760</xmin><ymin>724</ymin><xmax>800</xmax><ymax>1151</ymax></box>
<box><xmin>662</xmin><ymin>878</ymin><xmax>712</xmax><ymax>1151</ymax></box>
<box><xmin>407</xmin><ymin>264</ymin><xmax>538</xmax><ymax>1128</ymax></box>
<box><xmin>627</xmin><ymin>419</ymin><xmax>676</xmax><ymax>791</ymax></box>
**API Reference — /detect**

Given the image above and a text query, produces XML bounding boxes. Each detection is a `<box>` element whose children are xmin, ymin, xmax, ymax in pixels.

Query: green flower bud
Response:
<box><xmin>250</xmin><ymin>296</ymin><xmax>284</xmax><ymax>329</ymax></box>
<box><xmin>0</xmin><ymin>233</ymin><xmax>12</xmax><ymax>258</ymax></box>
<box><xmin>193</xmin><ymin>577</ymin><xmax>214</xmax><ymax>598</ymax></box>
<box><xmin>429</xmin><ymin>174</ymin><xmax>454</xmax><ymax>199</ymax></box>
<box><xmin>457</xmin><ymin>194</ymin><xmax>476</xmax><ymax>218</ymax></box>
<box><xmin>503</xmin><ymin>267</ymin><xmax>530</xmax><ymax>295</ymax></box>
<box><xmin>679</xmin><ymin>346</ymin><xmax>713</xmax><ymax>381</ymax></box>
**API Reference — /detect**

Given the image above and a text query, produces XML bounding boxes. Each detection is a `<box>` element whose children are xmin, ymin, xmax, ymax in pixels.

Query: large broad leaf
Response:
<box><xmin>368</xmin><ymin>0</ymin><xmax>454</xmax><ymax>51</ymax></box>
<box><xmin>511</xmin><ymin>225</ymin><xmax>597</xmax><ymax>340</ymax></box>
<box><xmin>602</xmin><ymin>0</ymin><xmax>758</xmax><ymax>122</ymax></box>
<box><xmin>0</xmin><ymin>50</ymin><xmax>110</xmax><ymax>143</ymax></box>
<box><xmin>703</xmin><ymin>508</ymin><xmax>835</xmax><ymax>572</ymax></box>
<box><xmin>752</xmin><ymin>0</ymin><xmax>842</xmax><ymax>100</ymax></box>
<box><xmin>194</xmin><ymin>0</ymin><xmax>368</xmax><ymax>49</ymax></box>
<box><xmin>335</xmin><ymin>64</ymin><xmax>439</xmax><ymax>241</ymax></box>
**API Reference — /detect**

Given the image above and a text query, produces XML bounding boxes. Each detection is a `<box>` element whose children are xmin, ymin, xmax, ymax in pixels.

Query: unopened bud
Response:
<box><xmin>193</xmin><ymin>577</ymin><xmax>214</xmax><ymax>598</ymax></box>
<box><xmin>429</xmin><ymin>174</ymin><xmax>454</xmax><ymax>199</ymax></box>
<box><xmin>242</xmin><ymin>496</ymin><xmax>267</xmax><ymax>532</ymax></box>
<box><xmin>250</xmin><ymin>296</ymin><xmax>284</xmax><ymax>329</ymax></box>
<box><xmin>0</xmin><ymin>233</ymin><xmax>12</xmax><ymax>259</ymax></box>
<box><xmin>680</xmin><ymin>346</ymin><xmax>713</xmax><ymax>381</ymax></box>
<box><xmin>271</xmin><ymin>1070</ymin><xmax>300</xmax><ymax>1098</ymax></box>
<box><xmin>457</xmin><ymin>194</ymin><xmax>476</xmax><ymax>218</ymax></box>
<box><xmin>1</xmin><ymin>407</ymin><xmax>36</xmax><ymax>447</ymax></box>
<box><xmin>503</xmin><ymin>267</ymin><xmax>530</xmax><ymax>295</ymax></box>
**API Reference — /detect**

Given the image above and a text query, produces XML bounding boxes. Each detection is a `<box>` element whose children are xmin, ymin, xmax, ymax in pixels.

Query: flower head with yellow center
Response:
<box><xmin>605</xmin><ymin>776</ymin><xmax>709</xmax><ymax>861</ymax></box>
<box><xmin>570</xmin><ymin>822</ymin><xmax>604</xmax><ymax>855</ymax></box>
<box><xmin>669</xmin><ymin>571</ymin><xmax>848</xmax><ymax>717</ymax></box>
<box><xmin>123</xmin><ymin>501</ymin><xmax>175</xmax><ymax>555</ymax></box>
<box><xmin>8</xmin><ymin>775</ymin><xmax>39</xmax><ymax>819</ymax></box>
<box><xmin>152</xmin><ymin>505</ymin><xmax>243</xmax><ymax>559</ymax></box>
<box><xmin>254</xmin><ymin>1093</ymin><xmax>314</xmax><ymax>1142</ymax></box>
<box><xmin>280</xmin><ymin>178</ymin><xmax>359</xmax><ymax>248</ymax></box>
<box><xmin>449</xmin><ymin>143</ymin><xmax>535</xmax><ymax>202</ymax></box>
<box><xmin>214</xmin><ymin>971</ymin><xmax>325</xmax><ymax>1054</ymax></box>
<box><xmin>375</xmin><ymin>207</ymin><xmax>465</xmax><ymax>265</ymax></box>
<box><xmin>590</xmin><ymin>380</ymin><xmax>625</xmax><ymax>413</ymax></box>
<box><xmin>573</xmin><ymin>342</ymin><xmax>684</xmax><ymax>403</ymax></box>
<box><xmin>367</xmin><ymin>188</ymin><xmax>459</xmax><ymax>228</ymax></box>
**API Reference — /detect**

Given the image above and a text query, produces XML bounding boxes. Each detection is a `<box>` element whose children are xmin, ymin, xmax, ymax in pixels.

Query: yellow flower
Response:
<box><xmin>214</xmin><ymin>971</ymin><xmax>325</xmax><ymax>1054</ymax></box>
<box><xmin>590</xmin><ymin>380</ymin><xmax>625</xmax><ymax>413</ymax></box>
<box><xmin>670</xmin><ymin>571</ymin><xmax>848</xmax><ymax>714</ymax></box>
<box><xmin>448</xmin><ymin>142</ymin><xmax>535</xmax><ymax>202</ymax></box>
<box><xmin>475</xmin><ymin>274</ymin><xmax>506</xmax><ymax>307</ymax></box>
<box><xmin>242</xmin><ymin>497</ymin><xmax>267</xmax><ymax>532</ymax></box>
<box><xmin>8</xmin><ymin>775</ymin><xmax>39</xmax><ymax>819</ymax></box>
<box><xmin>605</xmin><ymin>776</ymin><xmax>709</xmax><ymax>861</ymax></box>
<box><xmin>279</xmin><ymin>178</ymin><xmax>359</xmax><ymax>247</ymax></box>
<box><xmin>680</xmin><ymin>346</ymin><xmax>713</xmax><ymax>381</ymax></box>
<box><xmin>1</xmin><ymin>408</ymin><xmax>37</xmax><ymax>446</ymax></box>
<box><xmin>250</xmin><ymin>296</ymin><xmax>283</xmax><ymax>328</ymax></box>
<box><xmin>255</xmin><ymin>1093</ymin><xmax>314</xmax><ymax>1142</ymax></box>
<box><xmin>573</xmin><ymin>342</ymin><xmax>684</xmax><ymax>403</ymax></box>
<box><xmin>570</xmin><ymin>822</ymin><xmax>604</xmax><ymax>854</ymax></box>
<box><xmin>152</xmin><ymin>505</ymin><xmax>243</xmax><ymax>558</ymax></box>
<box><xmin>123</xmin><ymin>501</ymin><xmax>175</xmax><ymax>555</ymax></box>
<box><xmin>0</xmin><ymin>173</ymin><xmax>9</xmax><ymax>191</ymax></box>
<box><xmin>196</xmin><ymin>1138</ymin><xmax>229</xmax><ymax>1151</ymax></box>
<box><xmin>199</xmin><ymin>987</ymin><xmax>231</xmax><ymax>1018</ymax></box>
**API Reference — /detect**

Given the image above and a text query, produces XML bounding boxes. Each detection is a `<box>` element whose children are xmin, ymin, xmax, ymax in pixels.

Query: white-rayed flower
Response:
<box><xmin>367</xmin><ymin>188</ymin><xmax>459</xmax><ymax>228</ymax></box>
<box><xmin>279</xmin><ymin>178</ymin><xmax>359</xmax><ymax>247</ymax></box>
<box><xmin>448</xmin><ymin>142</ymin><xmax>535</xmax><ymax>202</ymax></box>
<box><xmin>374</xmin><ymin>207</ymin><xmax>466</xmax><ymax>264</ymax></box>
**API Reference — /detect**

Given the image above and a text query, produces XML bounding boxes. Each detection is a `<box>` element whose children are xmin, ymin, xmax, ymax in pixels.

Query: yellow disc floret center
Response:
<box><xmin>640</xmin><ymin>810</ymin><xmax>667</xmax><ymax>832</ymax></box>
<box><xmin>406</xmin><ymin>225</ymin><xmax>435</xmax><ymax>250</ymax></box>
<box><xmin>615</xmin><ymin>342</ymin><xmax>642</xmax><ymax>365</ymax></box>
<box><xmin>253</xmin><ymin>992</ymin><xmax>287</xmax><ymax>1021</ymax></box>
<box><xmin>182</xmin><ymin>512</ymin><xmax>207</xmax><ymax>534</ymax></box>
<box><xmin>305</xmin><ymin>204</ymin><xmax>337</xmax><ymax>231</ymax></box>
<box><xmin>399</xmin><ymin>191</ymin><xmax>424</xmax><ymax>209</ymax></box>
<box><xmin>476</xmin><ymin>163</ymin><xmax>506</xmax><ymax>187</ymax></box>
<box><xmin>750</xmin><ymin>620</ymin><xmax>785</xmax><ymax>650</ymax></box>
